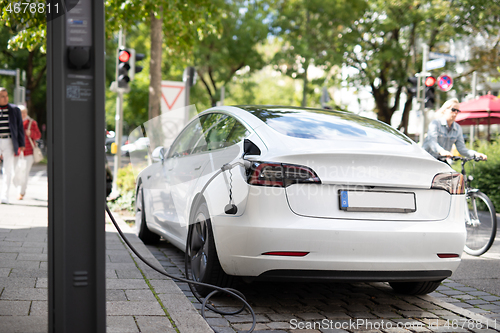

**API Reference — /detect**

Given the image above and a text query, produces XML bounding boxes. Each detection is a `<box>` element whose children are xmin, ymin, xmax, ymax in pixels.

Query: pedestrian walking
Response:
<box><xmin>14</xmin><ymin>105</ymin><xmax>41</xmax><ymax>200</ymax></box>
<box><xmin>422</xmin><ymin>98</ymin><xmax>487</xmax><ymax>160</ymax></box>
<box><xmin>0</xmin><ymin>87</ymin><xmax>25</xmax><ymax>204</ymax></box>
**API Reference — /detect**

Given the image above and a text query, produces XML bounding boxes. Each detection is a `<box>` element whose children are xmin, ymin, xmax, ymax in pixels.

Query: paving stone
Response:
<box><xmin>393</xmin><ymin>303</ymin><xmax>424</xmax><ymax>311</ymax></box>
<box><xmin>268</xmin><ymin>321</ymin><xmax>293</xmax><ymax>330</ymax></box>
<box><xmin>0</xmin><ymin>316</ymin><xmax>48</xmax><ymax>333</ymax></box>
<box><xmin>9</xmin><ymin>269</ymin><xmax>47</xmax><ymax>278</ymax></box>
<box><xmin>106</xmin><ymin>315</ymin><xmax>139</xmax><ymax>332</ymax></box>
<box><xmin>106</xmin><ymin>301</ymin><xmax>165</xmax><ymax>316</ymax></box>
<box><xmin>296</xmin><ymin>312</ymin><xmax>327</xmax><ymax>321</ymax></box>
<box><xmin>454</xmin><ymin>287</ymin><xmax>478</xmax><ymax>292</ymax></box>
<box><xmin>135</xmin><ymin>315</ymin><xmax>176</xmax><ymax>332</ymax></box>
<box><xmin>0</xmin><ymin>300</ymin><xmax>31</xmax><ymax>315</ymax></box>
<box><xmin>30</xmin><ymin>300</ymin><xmax>48</xmax><ymax>316</ymax></box>
<box><xmin>35</xmin><ymin>278</ymin><xmax>47</xmax><ymax>288</ymax></box>
<box><xmin>371</xmin><ymin>311</ymin><xmax>404</xmax><ymax>319</ymax></box>
<box><xmin>106</xmin><ymin>278</ymin><xmax>149</xmax><ymax>290</ymax></box>
<box><xmin>466</xmin><ymin>299</ymin><xmax>489</xmax><ymax>305</ymax></box>
<box><xmin>206</xmin><ymin>317</ymin><xmax>231</xmax><ymax>326</ymax></box>
<box><xmin>468</xmin><ymin>291</ymin><xmax>492</xmax><ymax>297</ymax></box>
<box><xmin>0</xmin><ymin>287</ymin><xmax>47</xmax><ymax>301</ymax></box>
<box><xmin>480</xmin><ymin>296</ymin><xmax>500</xmax><ymax>302</ymax></box>
<box><xmin>439</xmin><ymin>290</ymin><xmax>466</xmax><ymax>296</ymax></box>
<box><xmin>452</xmin><ymin>294</ymin><xmax>478</xmax><ymax>300</ymax></box>
<box><xmin>400</xmin><ymin>311</ymin><xmax>438</xmax><ymax>319</ymax></box>
<box><xmin>0</xmin><ymin>268</ymin><xmax>11</xmax><ymax>277</ymax></box>
<box><xmin>0</xmin><ymin>253</ymin><xmax>19</xmax><ymax>261</ymax></box>
<box><xmin>477</xmin><ymin>304</ymin><xmax>500</xmax><ymax>311</ymax></box>
<box><xmin>0</xmin><ymin>260</ymin><xmax>40</xmax><ymax>269</ymax></box>
<box><xmin>125</xmin><ymin>289</ymin><xmax>157</xmax><ymax>302</ymax></box>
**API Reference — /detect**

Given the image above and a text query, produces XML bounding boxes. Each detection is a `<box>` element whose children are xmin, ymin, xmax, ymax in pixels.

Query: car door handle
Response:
<box><xmin>194</xmin><ymin>165</ymin><xmax>202</xmax><ymax>170</ymax></box>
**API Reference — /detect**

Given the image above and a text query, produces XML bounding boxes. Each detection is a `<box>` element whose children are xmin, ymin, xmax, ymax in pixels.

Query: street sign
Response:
<box><xmin>161</xmin><ymin>81</ymin><xmax>186</xmax><ymax>112</ymax></box>
<box><xmin>437</xmin><ymin>74</ymin><xmax>453</xmax><ymax>92</ymax></box>
<box><xmin>0</xmin><ymin>69</ymin><xmax>17</xmax><ymax>76</ymax></box>
<box><xmin>426</xmin><ymin>58</ymin><xmax>446</xmax><ymax>71</ymax></box>
<box><xmin>429</xmin><ymin>52</ymin><xmax>457</xmax><ymax>62</ymax></box>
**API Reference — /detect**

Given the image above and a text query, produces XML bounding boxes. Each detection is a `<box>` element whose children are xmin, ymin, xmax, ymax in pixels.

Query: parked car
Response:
<box><xmin>121</xmin><ymin>137</ymin><xmax>150</xmax><ymax>157</ymax></box>
<box><xmin>105</xmin><ymin>132</ymin><xmax>128</xmax><ymax>155</ymax></box>
<box><xmin>135</xmin><ymin>106</ymin><xmax>466</xmax><ymax>296</ymax></box>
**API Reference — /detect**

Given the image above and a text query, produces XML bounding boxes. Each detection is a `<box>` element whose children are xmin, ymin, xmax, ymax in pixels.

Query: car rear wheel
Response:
<box><xmin>186</xmin><ymin>202</ymin><xmax>232</xmax><ymax>297</ymax></box>
<box><xmin>135</xmin><ymin>183</ymin><xmax>160</xmax><ymax>244</ymax></box>
<box><xmin>389</xmin><ymin>281</ymin><xmax>442</xmax><ymax>295</ymax></box>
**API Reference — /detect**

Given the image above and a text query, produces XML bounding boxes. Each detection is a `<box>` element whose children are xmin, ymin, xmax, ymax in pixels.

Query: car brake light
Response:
<box><xmin>247</xmin><ymin>162</ymin><xmax>321</xmax><ymax>187</ymax></box>
<box><xmin>431</xmin><ymin>173</ymin><xmax>464</xmax><ymax>194</ymax></box>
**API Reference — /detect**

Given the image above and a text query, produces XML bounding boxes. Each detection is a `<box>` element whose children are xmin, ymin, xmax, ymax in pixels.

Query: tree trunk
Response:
<box><xmin>301</xmin><ymin>62</ymin><xmax>309</xmax><ymax>107</ymax></box>
<box><xmin>398</xmin><ymin>96</ymin><xmax>413</xmax><ymax>135</ymax></box>
<box><xmin>149</xmin><ymin>10</ymin><xmax>163</xmax><ymax>120</ymax></box>
<box><xmin>26</xmin><ymin>50</ymin><xmax>46</xmax><ymax>123</ymax></box>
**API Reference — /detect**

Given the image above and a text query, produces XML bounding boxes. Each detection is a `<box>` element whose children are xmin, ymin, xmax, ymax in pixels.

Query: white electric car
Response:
<box><xmin>135</xmin><ymin>106</ymin><xmax>466</xmax><ymax>296</ymax></box>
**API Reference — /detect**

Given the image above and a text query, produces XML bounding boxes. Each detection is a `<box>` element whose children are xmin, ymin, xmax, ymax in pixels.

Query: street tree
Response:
<box><xmin>105</xmin><ymin>0</ymin><xmax>220</xmax><ymax>120</ymax></box>
<box><xmin>0</xmin><ymin>3</ymin><xmax>47</xmax><ymax>124</ymax></box>
<box><xmin>190</xmin><ymin>0</ymin><xmax>271</xmax><ymax>107</ymax></box>
<box><xmin>341</xmin><ymin>0</ymin><xmax>500</xmax><ymax>130</ymax></box>
<box><xmin>271</xmin><ymin>0</ymin><xmax>367</xmax><ymax>107</ymax></box>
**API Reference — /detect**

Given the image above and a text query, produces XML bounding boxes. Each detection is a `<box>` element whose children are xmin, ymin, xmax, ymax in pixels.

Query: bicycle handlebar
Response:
<box><xmin>437</xmin><ymin>155</ymin><xmax>485</xmax><ymax>162</ymax></box>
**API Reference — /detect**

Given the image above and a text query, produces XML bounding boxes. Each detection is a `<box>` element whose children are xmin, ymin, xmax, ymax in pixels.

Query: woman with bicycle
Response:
<box><xmin>422</xmin><ymin>98</ymin><xmax>487</xmax><ymax>160</ymax></box>
<box><xmin>423</xmin><ymin>98</ymin><xmax>496</xmax><ymax>256</ymax></box>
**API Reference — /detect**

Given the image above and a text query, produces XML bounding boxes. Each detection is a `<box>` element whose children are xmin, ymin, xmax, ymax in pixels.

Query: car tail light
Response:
<box><xmin>247</xmin><ymin>162</ymin><xmax>321</xmax><ymax>187</ymax></box>
<box><xmin>431</xmin><ymin>173</ymin><xmax>464</xmax><ymax>194</ymax></box>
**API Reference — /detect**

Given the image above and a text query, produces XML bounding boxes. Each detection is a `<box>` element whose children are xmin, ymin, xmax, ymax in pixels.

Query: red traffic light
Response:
<box><xmin>118</xmin><ymin>50</ymin><xmax>131</xmax><ymax>62</ymax></box>
<box><xmin>425</xmin><ymin>76</ymin><xmax>436</xmax><ymax>87</ymax></box>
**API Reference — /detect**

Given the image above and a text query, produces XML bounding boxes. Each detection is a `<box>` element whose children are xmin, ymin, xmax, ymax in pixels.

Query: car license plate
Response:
<box><xmin>339</xmin><ymin>190</ymin><xmax>416</xmax><ymax>213</ymax></box>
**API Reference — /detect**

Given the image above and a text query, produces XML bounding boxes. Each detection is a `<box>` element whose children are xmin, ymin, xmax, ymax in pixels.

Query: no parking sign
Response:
<box><xmin>437</xmin><ymin>74</ymin><xmax>453</xmax><ymax>92</ymax></box>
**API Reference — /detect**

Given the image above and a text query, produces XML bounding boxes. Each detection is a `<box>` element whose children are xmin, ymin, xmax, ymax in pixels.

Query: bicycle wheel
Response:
<box><xmin>464</xmin><ymin>191</ymin><xmax>497</xmax><ymax>256</ymax></box>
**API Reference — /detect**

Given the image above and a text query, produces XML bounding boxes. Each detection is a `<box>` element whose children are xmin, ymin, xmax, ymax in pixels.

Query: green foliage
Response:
<box><xmin>108</xmin><ymin>164</ymin><xmax>139</xmax><ymax>213</ymax></box>
<box><xmin>459</xmin><ymin>140</ymin><xmax>500</xmax><ymax>212</ymax></box>
<box><xmin>192</xmin><ymin>0</ymin><xmax>271</xmax><ymax>106</ymax></box>
<box><xmin>271</xmin><ymin>0</ymin><xmax>366</xmax><ymax>107</ymax></box>
<box><xmin>116</xmin><ymin>164</ymin><xmax>139</xmax><ymax>193</ymax></box>
<box><xmin>108</xmin><ymin>190</ymin><xmax>136</xmax><ymax>213</ymax></box>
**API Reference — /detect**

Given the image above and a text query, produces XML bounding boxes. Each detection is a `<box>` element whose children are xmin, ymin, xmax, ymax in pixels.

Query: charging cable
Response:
<box><xmin>105</xmin><ymin>159</ymin><xmax>256</xmax><ymax>333</ymax></box>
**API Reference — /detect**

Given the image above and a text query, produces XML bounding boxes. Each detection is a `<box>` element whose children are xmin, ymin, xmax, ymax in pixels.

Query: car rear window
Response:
<box><xmin>242</xmin><ymin>106</ymin><xmax>412</xmax><ymax>145</ymax></box>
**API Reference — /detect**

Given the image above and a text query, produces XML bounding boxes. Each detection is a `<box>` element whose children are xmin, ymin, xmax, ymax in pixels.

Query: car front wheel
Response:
<box><xmin>135</xmin><ymin>182</ymin><xmax>160</xmax><ymax>244</ymax></box>
<box><xmin>389</xmin><ymin>281</ymin><xmax>442</xmax><ymax>295</ymax></box>
<box><xmin>186</xmin><ymin>202</ymin><xmax>232</xmax><ymax>297</ymax></box>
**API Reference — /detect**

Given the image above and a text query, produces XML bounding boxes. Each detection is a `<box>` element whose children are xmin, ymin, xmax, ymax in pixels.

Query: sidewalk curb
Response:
<box><xmin>107</xmin><ymin>212</ymin><xmax>213</xmax><ymax>333</ymax></box>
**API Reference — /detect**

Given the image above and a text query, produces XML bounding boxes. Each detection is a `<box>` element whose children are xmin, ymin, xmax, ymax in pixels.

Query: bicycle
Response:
<box><xmin>443</xmin><ymin>156</ymin><xmax>497</xmax><ymax>256</ymax></box>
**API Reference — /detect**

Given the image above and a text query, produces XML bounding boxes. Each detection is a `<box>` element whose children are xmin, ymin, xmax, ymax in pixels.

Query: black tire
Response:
<box><xmin>464</xmin><ymin>191</ymin><xmax>497</xmax><ymax>256</ymax></box>
<box><xmin>185</xmin><ymin>202</ymin><xmax>232</xmax><ymax>297</ymax></box>
<box><xmin>389</xmin><ymin>281</ymin><xmax>442</xmax><ymax>295</ymax></box>
<box><xmin>135</xmin><ymin>182</ymin><xmax>160</xmax><ymax>244</ymax></box>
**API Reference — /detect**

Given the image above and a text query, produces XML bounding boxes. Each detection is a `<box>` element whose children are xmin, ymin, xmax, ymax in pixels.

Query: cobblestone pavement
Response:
<box><xmin>147</xmin><ymin>240</ymin><xmax>500</xmax><ymax>333</ymax></box>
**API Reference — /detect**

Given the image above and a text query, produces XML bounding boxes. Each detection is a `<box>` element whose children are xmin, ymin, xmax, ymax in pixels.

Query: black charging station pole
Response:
<box><xmin>47</xmin><ymin>0</ymin><xmax>106</xmax><ymax>332</ymax></box>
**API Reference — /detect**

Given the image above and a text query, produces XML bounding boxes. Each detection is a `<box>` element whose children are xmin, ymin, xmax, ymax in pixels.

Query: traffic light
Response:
<box><xmin>117</xmin><ymin>48</ymin><xmax>132</xmax><ymax>88</ymax></box>
<box><xmin>130</xmin><ymin>51</ymin><xmax>145</xmax><ymax>81</ymax></box>
<box><xmin>425</xmin><ymin>76</ymin><xmax>436</xmax><ymax>109</ymax></box>
<box><xmin>407</xmin><ymin>76</ymin><xmax>418</xmax><ymax>97</ymax></box>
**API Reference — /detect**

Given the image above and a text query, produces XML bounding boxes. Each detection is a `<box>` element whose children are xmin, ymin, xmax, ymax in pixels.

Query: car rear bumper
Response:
<box><xmin>253</xmin><ymin>269</ymin><xmax>452</xmax><ymax>283</ymax></box>
<box><xmin>210</xmin><ymin>187</ymin><xmax>466</xmax><ymax>279</ymax></box>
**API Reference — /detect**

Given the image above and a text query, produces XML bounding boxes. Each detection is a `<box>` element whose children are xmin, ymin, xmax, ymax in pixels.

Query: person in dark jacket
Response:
<box><xmin>0</xmin><ymin>87</ymin><xmax>25</xmax><ymax>204</ymax></box>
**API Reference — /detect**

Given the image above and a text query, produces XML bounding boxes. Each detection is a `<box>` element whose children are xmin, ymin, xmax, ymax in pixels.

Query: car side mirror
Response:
<box><xmin>151</xmin><ymin>146</ymin><xmax>165</xmax><ymax>163</ymax></box>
